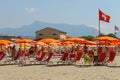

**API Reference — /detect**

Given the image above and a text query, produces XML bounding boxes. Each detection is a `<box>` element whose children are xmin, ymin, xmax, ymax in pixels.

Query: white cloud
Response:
<box><xmin>25</xmin><ymin>7</ymin><xmax>37</xmax><ymax>13</ymax></box>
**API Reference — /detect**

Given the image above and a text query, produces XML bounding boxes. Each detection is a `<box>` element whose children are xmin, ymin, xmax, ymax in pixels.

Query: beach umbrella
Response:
<box><xmin>30</xmin><ymin>40</ymin><xmax>37</xmax><ymax>44</ymax></box>
<box><xmin>96</xmin><ymin>41</ymin><xmax>115</xmax><ymax>45</ymax></box>
<box><xmin>2</xmin><ymin>40</ymin><xmax>13</xmax><ymax>44</ymax></box>
<box><xmin>15</xmin><ymin>38</ymin><xmax>34</xmax><ymax>50</ymax></box>
<box><xmin>15</xmin><ymin>38</ymin><xmax>33</xmax><ymax>43</ymax></box>
<box><xmin>96</xmin><ymin>41</ymin><xmax>107</xmax><ymax>45</ymax></box>
<box><xmin>65</xmin><ymin>37</ymin><xmax>86</xmax><ymax>43</ymax></box>
<box><xmin>93</xmin><ymin>36</ymin><xmax>119</xmax><ymax>41</ymax></box>
<box><xmin>0</xmin><ymin>40</ymin><xmax>12</xmax><ymax>45</ymax></box>
<box><xmin>93</xmin><ymin>36</ymin><xmax>119</xmax><ymax>46</ymax></box>
<box><xmin>33</xmin><ymin>41</ymin><xmax>45</xmax><ymax>45</ymax></box>
<box><xmin>49</xmin><ymin>42</ymin><xmax>61</xmax><ymax>46</ymax></box>
<box><xmin>38</xmin><ymin>38</ymin><xmax>59</xmax><ymax>44</ymax></box>
<box><xmin>61</xmin><ymin>41</ymin><xmax>74</xmax><ymax>45</ymax></box>
<box><xmin>19</xmin><ymin>43</ymin><xmax>31</xmax><ymax>50</ymax></box>
<box><xmin>0</xmin><ymin>40</ymin><xmax>13</xmax><ymax>50</ymax></box>
<box><xmin>79</xmin><ymin>40</ymin><xmax>96</xmax><ymax>45</ymax></box>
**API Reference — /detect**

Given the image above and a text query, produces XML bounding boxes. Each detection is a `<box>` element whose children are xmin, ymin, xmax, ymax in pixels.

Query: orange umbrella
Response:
<box><xmin>19</xmin><ymin>43</ymin><xmax>31</xmax><ymax>49</ymax></box>
<box><xmin>49</xmin><ymin>42</ymin><xmax>61</xmax><ymax>46</ymax></box>
<box><xmin>65</xmin><ymin>37</ymin><xmax>86</xmax><ymax>43</ymax></box>
<box><xmin>3</xmin><ymin>40</ymin><xmax>13</xmax><ymax>44</ymax></box>
<box><xmin>35</xmin><ymin>42</ymin><xmax>46</xmax><ymax>46</ymax></box>
<box><xmin>79</xmin><ymin>40</ymin><xmax>96</xmax><ymax>45</ymax></box>
<box><xmin>38</xmin><ymin>38</ymin><xmax>59</xmax><ymax>44</ymax></box>
<box><xmin>93</xmin><ymin>36</ymin><xmax>119</xmax><ymax>46</ymax></box>
<box><xmin>0</xmin><ymin>40</ymin><xmax>9</xmax><ymax>45</ymax></box>
<box><xmin>93</xmin><ymin>36</ymin><xmax>119</xmax><ymax>41</ymax></box>
<box><xmin>15</xmin><ymin>38</ymin><xmax>34</xmax><ymax>50</ymax></box>
<box><xmin>15</xmin><ymin>38</ymin><xmax>33</xmax><ymax>43</ymax></box>
<box><xmin>0</xmin><ymin>40</ymin><xmax>13</xmax><ymax>50</ymax></box>
<box><xmin>61</xmin><ymin>41</ymin><xmax>74</xmax><ymax>45</ymax></box>
<box><xmin>109</xmin><ymin>40</ymin><xmax>120</xmax><ymax>46</ymax></box>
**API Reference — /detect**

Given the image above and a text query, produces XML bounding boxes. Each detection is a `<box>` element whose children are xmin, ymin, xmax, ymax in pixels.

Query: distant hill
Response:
<box><xmin>0</xmin><ymin>21</ymin><xmax>98</xmax><ymax>39</ymax></box>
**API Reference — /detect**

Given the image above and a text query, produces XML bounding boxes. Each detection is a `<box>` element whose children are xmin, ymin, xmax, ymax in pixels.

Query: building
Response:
<box><xmin>35</xmin><ymin>27</ymin><xmax>67</xmax><ymax>40</ymax></box>
<box><xmin>0</xmin><ymin>34</ymin><xmax>22</xmax><ymax>41</ymax></box>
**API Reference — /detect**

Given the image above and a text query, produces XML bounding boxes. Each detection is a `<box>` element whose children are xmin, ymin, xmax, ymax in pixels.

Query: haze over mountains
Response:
<box><xmin>0</xmin><ymin>21</ymin><xmax>98</xmax><ymax>39</ymax></box>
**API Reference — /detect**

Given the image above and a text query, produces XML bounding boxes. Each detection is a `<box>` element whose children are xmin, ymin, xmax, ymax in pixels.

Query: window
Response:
<box><xmin>53</xmin><ymin>33</ymin><xmax>56</xmax><ymax>35</ymax></box>
<box><xmin>39</xmin><ymin>34</ymin><xmax>43</xmax><ymax>36</ymax></box>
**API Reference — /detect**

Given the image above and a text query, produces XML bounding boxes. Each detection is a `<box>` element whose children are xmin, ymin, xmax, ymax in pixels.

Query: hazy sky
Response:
<box><xmin>0</xmin><ymin>0</ymin><xmax>120</xmax><ymax>34</ymax></box>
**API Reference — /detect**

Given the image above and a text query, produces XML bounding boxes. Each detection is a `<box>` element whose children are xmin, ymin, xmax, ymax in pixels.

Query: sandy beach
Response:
<box><xmin>0</xmin><ymin>55</ymin><xmax>120</xmax><ymax>80</ymax></box>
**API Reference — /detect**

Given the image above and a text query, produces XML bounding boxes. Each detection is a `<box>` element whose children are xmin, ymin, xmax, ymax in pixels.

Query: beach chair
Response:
<box><xmin>28</xmin><ymin>51</ymin><xmax>41</xmax><ymax>64</ymax></box>
<box><xmin>97</xmin><ymin>52</ymin><xmax>106</xmax><ymax>65</ymax></box>
<box><xmin>74</xmin><ymin>51</ymin><xmax>83</xmax><ymax>62</ymax></box>
<box><xmin>71</xmin><ymin>50</ymin><xmax>84</xmax><ymax>66</ymax></box>
<box><xmin>106</xmin><ymin>50</ymin><xmax>116</xmax><ymax>66</ymax></box>
<box><xmin>98</xmin><ymin>46</ymin><xmax>102</xmax><ymax>54</ymax></box>
<box><xmin>37</xmin><ymin>52</ymin><xmax>47</xmax><ymax>61</ymax></box>
<box><xmin>0</xmin><ymin>52</ymin><xmax>6</xmax><ymax>64</ymax></box>
<box><xmin>18</xmin><ymin>51</ymin><xmax>29</xmax><ymax>66</ymax></box>
<box><xmin>44</xmin><ymin>52</ymin><xmax>54</xmax><ymax>65</ymax></box>
<box><xmin>57</xmin><ymin>52</ymin><xmax>69</xmax><ymax>65</ymax></box>
<box><xmin>4</xmin><ymin>52</ymin><xmax>13</xmax><ymax>64</ymax></box>
<box><xmin>18</xmin><ymin>51</ymin><xmax>31</xmax><ymax>66</ymax></box>
<box><xmin>14</xmin><ymin>52</ymin><xmax>22</xmax><ymax>64</ymax></box>
<box><xmin>29</xmin><ymin>52</ymin><xmax>47</xmax><ymax>64</ymax></box>
<box><xmin>69</xmin><ymin>53</ymin><xmax>76</xmax><ymax>63</ymax></box>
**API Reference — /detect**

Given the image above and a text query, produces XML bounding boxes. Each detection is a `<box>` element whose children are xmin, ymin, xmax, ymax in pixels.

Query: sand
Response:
<box><xmin>0</xmin><ymin>56</ymin><xmax>120</xmax><ymax>80</ymax></box>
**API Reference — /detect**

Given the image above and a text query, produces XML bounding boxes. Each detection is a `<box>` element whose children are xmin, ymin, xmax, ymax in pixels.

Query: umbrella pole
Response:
<box><xmin>0</xmin><ymin>45</ymin><xmax>2</xmax><ymax>50</ymax></box>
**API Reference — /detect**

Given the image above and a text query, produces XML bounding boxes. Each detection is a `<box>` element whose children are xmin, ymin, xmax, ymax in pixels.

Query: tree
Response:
<box><xmin>79</xmin><ymin>35</ymin><xmax>94</xmax><ymax>41</ymax></box>
<box><xmin>106</xmin><ymin>33</ymin><xmax>117</xmax><ymax>38</ymax></box>
<box><xmin>99</xmin><ymin>33</ymin><xmax>105</xmax><ymax>37</ymax></box>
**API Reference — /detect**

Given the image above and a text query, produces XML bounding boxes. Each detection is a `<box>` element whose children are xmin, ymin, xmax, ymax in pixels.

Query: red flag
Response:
<box><xmin>99</xmin><ymin>10</ymin><xmax>110</xmax><ymax>23</ymax></box>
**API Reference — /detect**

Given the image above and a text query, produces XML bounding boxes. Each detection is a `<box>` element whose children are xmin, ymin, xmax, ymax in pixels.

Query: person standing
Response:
<box><xmin>11</xmin><ymin>45</ymin><xmax>17</xmax><ymax>60</ymax></box>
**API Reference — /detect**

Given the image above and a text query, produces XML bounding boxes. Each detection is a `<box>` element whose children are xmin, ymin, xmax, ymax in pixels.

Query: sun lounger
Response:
<box><xmin>44</xmin><ymin>52</ymin><xmax>54</xmax><ymax>65</ymax></box>
<box><xmin>0</xmin><ymin>52</ymin><xmax>6</xmax><ymax>64</ymax></box>
<box><xmin>57</xmin><ymin>52</ymin><xmax>69</xmax><ymax>65</ymax></box>
<box><xmin>37</xmin><ymin>52</ymin><xmax>47</xmax><ymax>61</ymax></box>
<box><xmin>71</xmin><ymin>50</ymin><xmax>84</xmax><ymax>65</ymax></box>
<box><xmin>29</xmin><ymin>52</ymin><xmax>47</xmax><ymax>64</ymax></box>
<box><xmin>97</xmin><ymin>52</ymin><xmax>106</xmax><ymax>65</ymax></box>
<box><xmin>18</xmin><ymin>51</ymin><xmax>31</xmax><ymax>66</ymax></box>
<box><xmin>14</xmin><ymin>52</ymin><xmax>22</xmax><ymax>64</ymax></box>
<box><xmin>106</xmin><ymin>50</ymin><xmax>116</xmax><ymax>66</ymax></box>
<box><xmin>107</xmin><ymin>50</ymin><xmax>116</xmax><ymax>62</ymax></box>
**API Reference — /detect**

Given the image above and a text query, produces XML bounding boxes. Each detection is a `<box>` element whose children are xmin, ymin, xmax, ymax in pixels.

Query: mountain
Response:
<box><xmin>0</xmin><ymin>21</ymin><xmax>98</xmax><ymax>39</ymax></box>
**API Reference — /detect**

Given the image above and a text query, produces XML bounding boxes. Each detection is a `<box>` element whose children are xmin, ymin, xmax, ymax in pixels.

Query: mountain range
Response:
<box><xmin>0</xmin><ymin>21</ymin><xmax>98</xmax><ymax>39</ymax></box>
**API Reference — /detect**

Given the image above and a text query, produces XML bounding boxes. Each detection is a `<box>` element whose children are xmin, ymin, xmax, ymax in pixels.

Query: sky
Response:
<box><xmin>0</xmin><ymin>0</ymin><xmax>120</xmax><ymax>35</ymax></box>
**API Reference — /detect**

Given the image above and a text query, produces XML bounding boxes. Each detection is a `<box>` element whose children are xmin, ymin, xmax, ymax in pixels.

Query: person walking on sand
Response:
<box><xmin>11</xmin><ymin>45</ymin><xmax>17</xmax><ymax>60</ymax></box>
<box><xmin>93</xmin><ymin>49</ymin><xmax>99</xmax><ymax>65</ymax></box>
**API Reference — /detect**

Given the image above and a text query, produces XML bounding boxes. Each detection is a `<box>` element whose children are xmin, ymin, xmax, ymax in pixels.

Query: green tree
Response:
<box><xmin>79</xmin><ymin>35</ymin><xmax>94</xmax><ymax>41</ymax></box>
<box><xmin>106</xmin><ymin>33</ymin><xmax>117</xmax><ymax>38</ymax></box>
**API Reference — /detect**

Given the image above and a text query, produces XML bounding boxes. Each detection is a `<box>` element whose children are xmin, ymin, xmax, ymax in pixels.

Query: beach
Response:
<box><xmin>0</xmin><ymin>56</ymin><xmax>120</xmax><ymax>80</ymax></box>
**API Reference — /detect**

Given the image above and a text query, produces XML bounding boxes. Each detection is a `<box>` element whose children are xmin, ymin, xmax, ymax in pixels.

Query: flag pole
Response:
<box><xmin>98</xmin><ymin>20</ymin><xmax>100</xmax><ymax>37</ymax></box>
<box><xmin>98</xmin><ymin>9</ymin><xmax>100</xmax><ymax>37</ymax></box>
<box><xmin>114</xmin><ymin>25</ymin><xmax>116</xmax><ymax>35</ymax></box>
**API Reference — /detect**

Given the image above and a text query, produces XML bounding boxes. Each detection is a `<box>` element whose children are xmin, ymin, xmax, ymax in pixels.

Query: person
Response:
<box><xmin>41</xmin><ymin>46</ymin><xmax>45</xmax><ymax>53</ymax></box>
<box><xmin>11</xmin><ymin>45</ymin><xmax>17</xmax><ymax>60</ymax></box>
<box><xmin>93</xmin><ymin>49</ymin><xmax>99</xmax><ymax>65</ymax></box>
<box><xmin>83</xmin><ymin>44</ymin><xmax>88</xmax><ymax>54</ymax></box>
<box><xmin>29</xmin><ymin>46</ymin><xmax>34</xmax><ymax>55</ymax></box>
<box><xmin>34</xmin><ymin>45</ymin><xmax>38</xmax><ymax>54</ymax></box>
